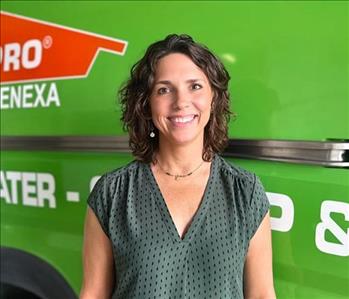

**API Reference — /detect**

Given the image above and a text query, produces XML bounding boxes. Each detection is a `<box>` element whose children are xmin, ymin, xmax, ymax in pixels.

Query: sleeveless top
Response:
<box><xmin>87</xmin><ymin>154</ymin><xmax>270</xmax><ymax>299</ymax></box>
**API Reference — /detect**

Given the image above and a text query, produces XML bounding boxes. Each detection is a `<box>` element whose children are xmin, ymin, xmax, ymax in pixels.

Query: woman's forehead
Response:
<box><xmin>154</xmin><ymin>53</ymin><xmax>208</xmax><ymax>82</ymax></box>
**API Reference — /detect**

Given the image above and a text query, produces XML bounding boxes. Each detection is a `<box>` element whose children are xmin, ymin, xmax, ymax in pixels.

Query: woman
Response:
<box><xmin>80</xmin><ymin>34</ymin><xmax>276</xmax><ymax>299</ymax></box>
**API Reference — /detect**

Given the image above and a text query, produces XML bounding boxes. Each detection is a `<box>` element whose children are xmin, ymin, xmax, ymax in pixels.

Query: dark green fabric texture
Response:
<box><xmin>87</xmin><ymin>154</ymin><xmax>270</xmax><ymax>299</ymax></box>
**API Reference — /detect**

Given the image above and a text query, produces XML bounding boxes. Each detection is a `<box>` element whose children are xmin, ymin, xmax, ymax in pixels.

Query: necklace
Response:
<box><xmin>156</xmin><ymin>160</ymin><xmax>205</xmax><ymax>181</ymax></box>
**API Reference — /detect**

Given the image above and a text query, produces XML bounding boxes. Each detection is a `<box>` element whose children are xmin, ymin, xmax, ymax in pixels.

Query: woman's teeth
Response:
<box><xmin>171</xmin><ymin>115</ymin><xmax>196</xmax><ymax>123</ymax></box>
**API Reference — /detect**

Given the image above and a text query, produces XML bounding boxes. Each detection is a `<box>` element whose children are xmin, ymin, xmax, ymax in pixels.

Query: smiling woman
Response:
<box><xmin>80</xmin><ymin>34</ymin><xmax>276</xmax><ymax>299</ymax></box>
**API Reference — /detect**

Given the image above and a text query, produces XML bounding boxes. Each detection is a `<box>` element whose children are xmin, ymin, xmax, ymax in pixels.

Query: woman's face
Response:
<box><xmin>149</xmin><ymin>53</ymin><xmax>213</xmax><ymax>147</ymax></box>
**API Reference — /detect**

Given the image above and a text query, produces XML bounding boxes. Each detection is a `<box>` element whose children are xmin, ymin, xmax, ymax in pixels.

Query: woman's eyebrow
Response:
<box><xmin>186</xmin><ymin>78</ymin><xmax>205</xmax><ymax>83</ymax></box>
<box><xmin>154</xmin><ymin>78</ymin><xmax>205</xmax><ymax>85</ymax></box>
<box><xmin>154</xmin><ymin>80</ymin><xmax>172</xmax><ymax>86</ymax></box>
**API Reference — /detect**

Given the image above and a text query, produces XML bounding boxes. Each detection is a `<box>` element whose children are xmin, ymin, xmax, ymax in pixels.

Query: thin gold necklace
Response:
<box><xmin>156</xmin><ymin>160</ymin><xmax>205</xmax><ymax>181</ymax></box>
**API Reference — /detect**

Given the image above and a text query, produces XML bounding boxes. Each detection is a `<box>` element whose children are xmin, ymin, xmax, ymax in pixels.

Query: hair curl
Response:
<box><xmin>119</xmin><ymin>34</ymin><xmax>233</xmax><ymax>163</ymax></box>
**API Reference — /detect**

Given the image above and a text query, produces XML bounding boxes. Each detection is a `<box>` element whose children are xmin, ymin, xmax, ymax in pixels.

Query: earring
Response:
<box><xmin>149</xmin><ymin>123</ymin><xmax>155</xmax><ymax>138</ymax></box>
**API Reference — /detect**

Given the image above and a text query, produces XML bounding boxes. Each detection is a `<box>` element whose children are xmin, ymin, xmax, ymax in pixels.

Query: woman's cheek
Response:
<box><xmin>194</xmin><ymin>96</ymin><xmax>212</xmax><ymax>111</ymax></box>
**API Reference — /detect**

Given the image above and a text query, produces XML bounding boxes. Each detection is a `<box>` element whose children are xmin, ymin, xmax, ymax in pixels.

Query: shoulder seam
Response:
<box><xmin>104</xmin><ymin>159</ymin><xmax>138</xmax><ymax>180</ymax></box>
<box><xmin>218</xmin><ymin>155</ymin><xmax>255</xmax><ymax>183</ymax></box>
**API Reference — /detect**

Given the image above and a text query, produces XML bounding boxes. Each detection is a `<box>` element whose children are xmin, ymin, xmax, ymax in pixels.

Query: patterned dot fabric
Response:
<box><xmin>87</xmin><ymin>154</ymin><xmax>270</xmax><ymax>298</ymax></box>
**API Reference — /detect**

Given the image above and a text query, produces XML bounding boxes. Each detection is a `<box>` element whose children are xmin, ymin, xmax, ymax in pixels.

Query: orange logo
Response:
<box><xmin>0</xmin><ymin>11</ymin><xmax>128</xmax><ymax>84</ymax></box>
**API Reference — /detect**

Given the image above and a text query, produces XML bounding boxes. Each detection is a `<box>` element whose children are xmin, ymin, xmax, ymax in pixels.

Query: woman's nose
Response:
<box><xmin>173</xmin><ymin>89</ymin><xmax>190</xmax><ymax>110</ymax></box>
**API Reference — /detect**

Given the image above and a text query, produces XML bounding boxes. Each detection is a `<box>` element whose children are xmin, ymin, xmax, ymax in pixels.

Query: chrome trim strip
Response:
<box><xmin>1</xmin><ymin>136</ymin><xmax>348</xmax><ymax>168</ymax></box>
<box><xmin>223</xmin><ymin>139</ymin><xmax>349</xmax><ymax>168</ymax></box>
<box><xmin>0</xmin><ymin>136</ymin><xmax>131</xmax><ymax>152</ymax></box>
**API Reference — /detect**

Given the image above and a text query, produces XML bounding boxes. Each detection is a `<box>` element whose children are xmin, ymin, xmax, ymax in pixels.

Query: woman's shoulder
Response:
<box><xmin>90</xmin><ymin>159</ymin><xmax>146</xmax><ymax>199</ymax></box>
<box><xmin>101</xmin><ymin>159</ymin><xmax>143</xmax><ymax>183</ymax></box>
<box><xmin>215</xmin><ymin>155</ymin><xmax>270</xmax><ymax>224</ymax></box>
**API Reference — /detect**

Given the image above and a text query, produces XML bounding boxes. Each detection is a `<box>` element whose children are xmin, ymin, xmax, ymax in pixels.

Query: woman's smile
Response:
<box><xmin>167</xmin><ymin>114</ymin><xmax>198</xmax><ymax>127</ymax></box>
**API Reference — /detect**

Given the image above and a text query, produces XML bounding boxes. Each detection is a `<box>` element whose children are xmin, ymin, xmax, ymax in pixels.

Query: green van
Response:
<box><xmin>1</xmin><ymin>1</ymin><xmax>348</xmax><ymax>298</ymax></box>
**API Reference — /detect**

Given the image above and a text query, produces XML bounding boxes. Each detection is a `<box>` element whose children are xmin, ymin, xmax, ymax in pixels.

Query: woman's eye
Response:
<box><xmin>192</xmin><ymin>83</ymin><xmax>202</xmax><ymax>90</ymax></box>
<box><xmin>157</xmin><ymin>87</ymin><xmax>170</xmax><ymax>95</ymax></box>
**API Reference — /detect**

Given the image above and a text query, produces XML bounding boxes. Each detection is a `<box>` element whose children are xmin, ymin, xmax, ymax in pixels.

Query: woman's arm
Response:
<box><xmin>80</xmin><ymin>207</ymin><xmax>115</xmax><ymax>299</ymax></box>
<box><xmin>244</xmin><ymin>212</ymin><xmax>276</xmax><ymax>299</ymax></box>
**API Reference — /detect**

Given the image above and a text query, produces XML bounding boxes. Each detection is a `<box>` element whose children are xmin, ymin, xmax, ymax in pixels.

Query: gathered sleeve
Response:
<box><xmin>247</xmin><ymin>174</ymin><xmax>270</xmax><ymax>241</ymax></box>
<box><xmin>87</xmin><ymin>174</ymin><xmax>110</xmax><ymax>238</ymax></box>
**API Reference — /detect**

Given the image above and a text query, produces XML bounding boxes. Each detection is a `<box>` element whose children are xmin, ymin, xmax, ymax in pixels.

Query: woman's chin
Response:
<box><xmin>164</xmin><ymin>132</ymin><xmax>203</xmax><ymax>146</ymax></box>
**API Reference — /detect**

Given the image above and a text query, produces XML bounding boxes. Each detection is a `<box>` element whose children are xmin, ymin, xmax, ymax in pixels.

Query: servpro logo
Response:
<box><xmin>0</xmin><ymin>11</ymin><xmax>127</xmax><ymax>109</ymax></box>
<box><xmin>1</xmin><ymin>38</ymin><xmax>45</xmax><ymax>72</ymax></box>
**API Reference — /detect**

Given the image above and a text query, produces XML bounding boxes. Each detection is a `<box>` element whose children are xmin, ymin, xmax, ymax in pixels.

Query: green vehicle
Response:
<box><xmin>1</xmin><ymin>1</ymin><xmax>348</xmax><ymax>298</ymax></box>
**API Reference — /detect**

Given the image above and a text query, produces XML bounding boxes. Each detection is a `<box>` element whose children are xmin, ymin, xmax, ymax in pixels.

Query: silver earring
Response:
<box><xmin>149</xmin><ymin>123</ymin><xmax>155</xmax><ymax>138</ymax></box>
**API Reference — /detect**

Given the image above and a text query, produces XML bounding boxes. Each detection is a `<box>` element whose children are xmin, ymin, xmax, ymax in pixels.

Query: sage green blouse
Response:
<box><xmin>87</xmin><ymin>154</ymin><xmax>270</xmax><ymax>299</ymax></box>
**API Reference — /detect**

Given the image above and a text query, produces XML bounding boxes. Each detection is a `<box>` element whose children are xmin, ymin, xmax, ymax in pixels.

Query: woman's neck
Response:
<box><xmin>155</xmin><ymin>138</ymin><xmax>205</xmax><ymax>174</ymax></box>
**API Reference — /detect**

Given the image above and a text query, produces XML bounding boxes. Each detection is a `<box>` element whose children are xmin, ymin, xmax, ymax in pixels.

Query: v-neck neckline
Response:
<box><xmin>145</xmin><ymin>154</ymin><xmax>217</xmax><ymax>243</ymax></box>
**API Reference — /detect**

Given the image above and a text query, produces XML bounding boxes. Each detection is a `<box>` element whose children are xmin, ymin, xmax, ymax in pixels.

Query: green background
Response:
<box><xmin>2</xmin><ymin>1</ymin><xmax>348</xmax><ymax>140</ymax></box>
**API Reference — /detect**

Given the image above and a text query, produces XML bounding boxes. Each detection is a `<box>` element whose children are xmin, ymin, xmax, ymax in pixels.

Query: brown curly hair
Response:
<box><xmin>119</xmin><ymin>34</ymin><xmax>232</xmax><ymax>163</ymax></box>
